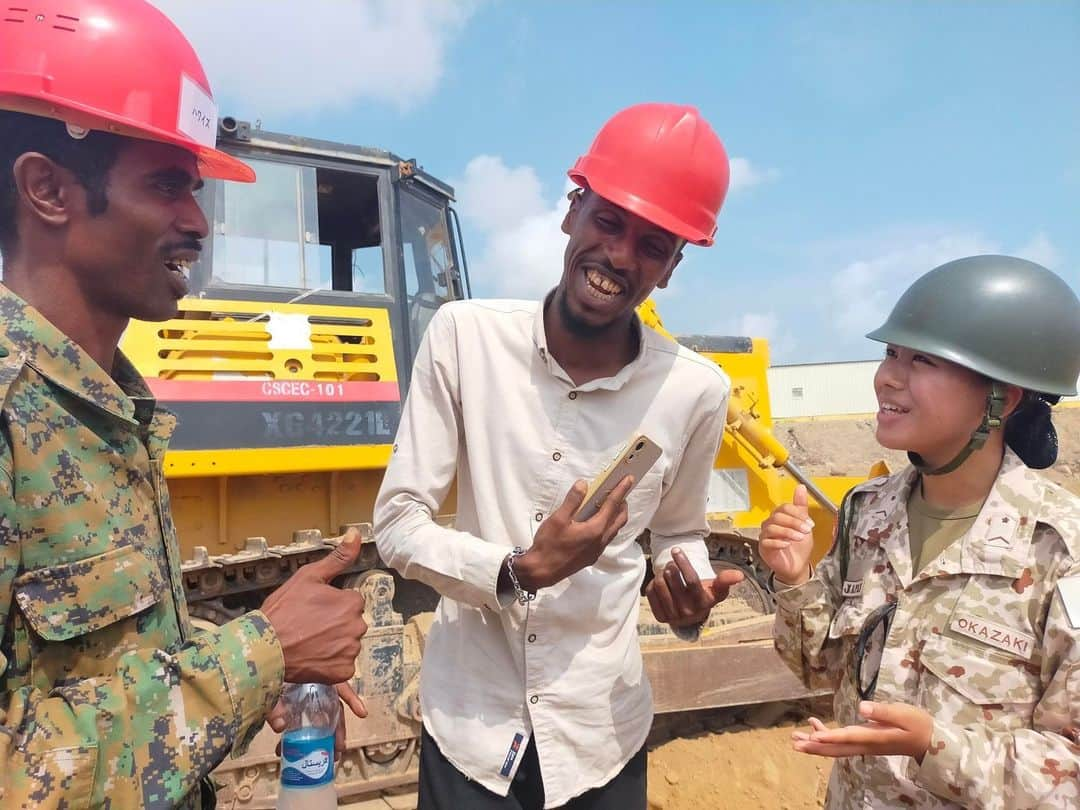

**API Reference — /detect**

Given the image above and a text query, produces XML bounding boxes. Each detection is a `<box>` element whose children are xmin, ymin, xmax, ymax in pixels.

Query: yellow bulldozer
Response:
<box><xmin>119</xmin><ymin>118</ymin><xmax>862</xmax><ymax>808</ymax></box>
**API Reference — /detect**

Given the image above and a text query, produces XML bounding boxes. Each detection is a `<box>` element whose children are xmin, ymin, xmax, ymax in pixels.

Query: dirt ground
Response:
<box><xmin>646</xmin><ymin>703</ymin><xmax>833</xmax><ymax>810</ymax></box>
<box><xmin>777</xmin><ymin>405</ymin><xmax>1080</xmax><ymax>495</ymax></box>
<box><xmin>648</xmin><ymin>727</ymin><xmax>829</xmax><ymax>810</ymax></box>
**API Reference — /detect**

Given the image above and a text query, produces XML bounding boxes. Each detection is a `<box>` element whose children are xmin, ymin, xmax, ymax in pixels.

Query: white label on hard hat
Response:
<box><xmin>177</xmin><ymin>74</ymin><xmax>218</xmax><ymax>149</ymax></box>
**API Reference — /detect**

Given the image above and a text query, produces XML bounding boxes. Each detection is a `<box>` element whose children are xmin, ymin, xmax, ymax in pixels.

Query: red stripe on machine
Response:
<box><xmin>146</xmin><ymin>379</ymin><xmax>401</xmax><ymax>402</ymax></box>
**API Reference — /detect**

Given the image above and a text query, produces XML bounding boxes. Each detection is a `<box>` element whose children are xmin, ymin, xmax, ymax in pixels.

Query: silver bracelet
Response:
<box><xmin>506</xmin><ymin>547</ymin><xmax>536</xmax><ymax>606</ymax></box>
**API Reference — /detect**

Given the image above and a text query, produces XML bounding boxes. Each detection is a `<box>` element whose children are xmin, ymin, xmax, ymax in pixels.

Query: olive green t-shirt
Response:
<box><xmin>907</xmin><ymin>481</ymin><xmax>985</xmax><ymax>574</ymax></box>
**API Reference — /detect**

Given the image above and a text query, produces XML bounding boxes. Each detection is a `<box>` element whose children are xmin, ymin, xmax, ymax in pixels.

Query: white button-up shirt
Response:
<box><xmin>374</xmin><ymin>298</ymin><xmax>729</xmax><ymax>807</ymax></box>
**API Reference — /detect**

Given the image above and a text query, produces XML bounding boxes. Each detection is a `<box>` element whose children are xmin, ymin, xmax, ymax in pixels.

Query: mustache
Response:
<box><xmin>161</xmin><ymin>240</ymin><xmax>203</xmax><ymax>256</ymax></box>
<box><xmin>582</xmin><ymin>258</ymin><xmax>625</xmax><ymax>277</ymax></box>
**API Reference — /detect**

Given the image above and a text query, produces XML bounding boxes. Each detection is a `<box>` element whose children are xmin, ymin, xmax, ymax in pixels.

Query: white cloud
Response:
<box><xmin>827</xmin><ymin>229</ymin><xmax>999</xmax><ymax>336</ymax></box>
<box><xmin>1016</xmin><ymin>232</ymin><xmax>1061</xmax><ymax>269</ymax></box>
<box><xmin>152</xmin><ymin>0</ymin><xmax>477</xmax><ymax>119</ymax></box>
<box><xmin>641</xmin><ymin>226</ymin><xmax>1071</xmax><ymax>365</ymax></box>
<box><xmin>728</xmin><ymin>157</ymin><xmax>781</xmax><ymax>194</ymax></box>
<box><xmin>737</xmin><ymin>311</ymin><xmax>780</xmax><ymax>341</ymax></box>
<box><xmin>705</xmin><ymin>309</ymin><xmax>798</xmax><ymax>358</ymax></box>
<box><xmin>454</xmin><ymin>156</ymin><xmax>571</xmax><ymax>298</ymax></box>
<box><xmin>456</xmin><ymin>155</ymin><xmax>548</xmax><ymax>233</ymax></box>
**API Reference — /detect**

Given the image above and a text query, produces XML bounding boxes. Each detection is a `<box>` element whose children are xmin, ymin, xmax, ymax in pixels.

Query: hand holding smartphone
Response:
<box><xmin>575</xmin><ymin>434</ymin><xmax>662</xmax><ymax>521</ymax></box>
<box><xmin>513</xmin><ymin>436</ymin><xmax>657</xmax><ymax>591</ymax></box>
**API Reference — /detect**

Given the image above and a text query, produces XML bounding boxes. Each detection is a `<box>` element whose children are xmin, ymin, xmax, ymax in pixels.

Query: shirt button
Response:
<box><xmin>530</xmin><ymin>695</ymin><xmax>539</xmax><ymax>704</ymax></box>
<box><xmin>552</xmin><ymin>452</ymin><xmax>562</xmax><ymax>461</ymax></box>
<box><xmin>568</xmin><ymin>391</ymin><xmax>577</xmax><ymax>400</ymax></box>
<box><xmin>535</xmin><ymin>512</ymin><xmax>543</xmax><ymax>522</ymax></box>
<box><xmin>528</xmin><ymin>634</ymin><xmax>537</xmax><ymax>643</ymax></box>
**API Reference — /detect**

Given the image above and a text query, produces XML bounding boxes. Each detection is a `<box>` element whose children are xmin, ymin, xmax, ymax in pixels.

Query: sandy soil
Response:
<box><xmin>646</xmin><ymin>703</ymin><xmax>833</xmax><ymax>810</ymax></box>
<box><xmin>777</xmin><ymin>406</ymin><xmax>1080</xmax><ymax>495</ymax></box>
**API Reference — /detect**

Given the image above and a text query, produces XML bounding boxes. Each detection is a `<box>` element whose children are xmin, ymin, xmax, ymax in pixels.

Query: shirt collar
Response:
<box><xmin>531</xmin><ymin>290</ymin><xmax>650</xmax><ymax>392</ymax></box>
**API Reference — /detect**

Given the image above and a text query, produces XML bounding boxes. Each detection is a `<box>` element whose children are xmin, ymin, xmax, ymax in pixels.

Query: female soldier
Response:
<box><xmin>761</xmin><ymin>255</ymin><xmax>1080</xmax><ymax>808</ymax></box>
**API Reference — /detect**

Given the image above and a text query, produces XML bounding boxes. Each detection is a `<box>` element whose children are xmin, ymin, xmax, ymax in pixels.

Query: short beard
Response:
<box><xmin>556</xmin><ymin>287</ymin><xmax>608</xmax><ymax>338</ymax></box>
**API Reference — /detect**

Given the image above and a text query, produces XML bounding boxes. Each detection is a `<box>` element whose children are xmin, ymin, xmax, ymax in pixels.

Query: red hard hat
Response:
<box><xmin>0</xmin><ymin>0</ymin><xmax>254</xmax><ymax>182</ymax></box>
<box><xmin>568</xmin><ymin>103</ymin><xmax>729</xmax><ymax>247</ymax></box>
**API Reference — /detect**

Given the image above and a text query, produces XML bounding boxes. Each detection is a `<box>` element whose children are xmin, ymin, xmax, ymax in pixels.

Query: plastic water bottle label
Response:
<box><xmin>281</xmin><ymin>728</ymin><xmax>334</xmax><ymax>788</ymax></box>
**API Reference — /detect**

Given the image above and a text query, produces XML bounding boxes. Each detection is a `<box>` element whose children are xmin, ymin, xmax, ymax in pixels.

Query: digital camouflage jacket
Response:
<box><xmin>0</xmin><ymin>285</ymin><xmax>284</xmax><ymax>809</ymax></box>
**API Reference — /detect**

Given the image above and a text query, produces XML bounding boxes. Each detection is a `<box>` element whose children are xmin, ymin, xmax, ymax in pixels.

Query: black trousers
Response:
<box><xmin>417</xmin><ymin>727</ymin><xmax>647</xmax><ymax>810</ymax></box>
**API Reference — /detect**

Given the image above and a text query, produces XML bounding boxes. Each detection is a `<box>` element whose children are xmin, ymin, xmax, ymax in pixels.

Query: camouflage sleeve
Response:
<box><xmin>2</xmin><ymin>603</ymin><xmax>284</xmax><ymax>807</ymax></box>
<box><xmin>913</xmin><ymin>560</ymin><xmax>1080</xmax><ymax>808</ymax></box>
<box><xmin>0</xmin><ymin>438</ymin><xmax>15</xmax><ymax>706</ymax></box>
<box><xmin>772</xmin><ymin>539</ymin><xmax>846</xmax><ymax>691</ymax></box>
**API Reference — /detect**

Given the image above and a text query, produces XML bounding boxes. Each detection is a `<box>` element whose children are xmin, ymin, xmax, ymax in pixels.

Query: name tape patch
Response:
<box><xmin>950</xmin><ymin>614</ymin><xmax>1036</xmax><ymax>660</ymax></box>
<box><xmin>842</xmin><ymin>580</ymin><xmax>863</xmax><ymax>598</ymax></box>
<box><xmin>499</xmin><ymin>732</ymin><xmax>525</xmax><ymax>778</ymax></box>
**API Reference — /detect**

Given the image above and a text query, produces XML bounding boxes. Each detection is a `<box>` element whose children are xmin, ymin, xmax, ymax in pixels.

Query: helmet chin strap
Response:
<box><xmin>909</xmin><ymin>382</ymin><xmax>1008</xmax><ymax>476</ymax></box>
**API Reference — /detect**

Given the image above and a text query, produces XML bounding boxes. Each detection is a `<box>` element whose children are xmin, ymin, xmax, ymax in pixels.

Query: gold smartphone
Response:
<box><xmin>574</xmin><ymin>434</ymin><xmax>662</xmax><ymax>521</ymax></box>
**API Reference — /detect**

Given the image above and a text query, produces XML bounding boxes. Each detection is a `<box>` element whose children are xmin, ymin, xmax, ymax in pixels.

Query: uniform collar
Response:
<box><xmin>857</xmin><ymin>449</ymin><xmax>1037</xmax><ymax>588</ymax></box>
<box><xmin>0</xmin><ymin>283</ymin><xmax>156</xmax><ymax>426</ymax></box>
<box><xmin>949</xmin><ymin>448</ymin><xmax>1039</xmax><ymax>580</ymax></box>
<box><xmin>853</xmin><ymin>465</ymin><xmax>919</xmax><ymax>587</ymax></box>
<box><xmin>531</xmin><ymin>290</ymin><xmax>650</xmax><ymax>392</ymax></box>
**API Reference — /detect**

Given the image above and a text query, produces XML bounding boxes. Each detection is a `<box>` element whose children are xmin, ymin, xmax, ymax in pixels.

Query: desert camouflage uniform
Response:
<box><xmin>774</xmin><ymin>450</ymin><xmax>1080</xmax><ymax>809</ymax></box>
<box><xmin>0</xmin><ymin>285</ymin><xmax>285</xmax><ymax>809</ymax></box>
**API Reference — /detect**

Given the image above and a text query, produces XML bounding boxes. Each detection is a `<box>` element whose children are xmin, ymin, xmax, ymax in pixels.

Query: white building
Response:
<box><xmin>767</xmin><ymin>361</ymin><xmax>1079</xmax><ymax>419</ymax></box>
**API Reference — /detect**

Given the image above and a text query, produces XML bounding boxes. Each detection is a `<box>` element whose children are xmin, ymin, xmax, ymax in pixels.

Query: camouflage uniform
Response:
<box><xmin>0</xmin><ymin>286</ymin><xmax>284</xmax><ymax>809</ymax></box>
<box><xmin>774</xmin><ymin>450</ymin><xmax>1080</xmax><ymax>809</ymax></box>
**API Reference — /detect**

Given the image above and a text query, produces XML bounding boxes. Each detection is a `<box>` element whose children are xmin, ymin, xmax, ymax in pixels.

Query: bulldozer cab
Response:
<box><xmin>190</xmin><ymin>118</ymin><xmax>467</xmax><ymax>380</ymax></box>
<box><xmin>119</xmin><ymin>119</ymin><xmax>469</xmax><ymax>476</ymax></box>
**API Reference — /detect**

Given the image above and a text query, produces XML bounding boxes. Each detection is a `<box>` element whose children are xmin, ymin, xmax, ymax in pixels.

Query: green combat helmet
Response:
<box><xmin>867</xmin><ymin>254</ymin><xmax>1080</xmax><ymax>474</ymax></box>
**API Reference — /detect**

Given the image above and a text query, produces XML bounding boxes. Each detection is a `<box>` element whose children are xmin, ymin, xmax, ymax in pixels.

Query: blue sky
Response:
<box><xmin>158</xmin><ymin>1</ymin><xmax>1080</xmax><ymax>364</ymax></box>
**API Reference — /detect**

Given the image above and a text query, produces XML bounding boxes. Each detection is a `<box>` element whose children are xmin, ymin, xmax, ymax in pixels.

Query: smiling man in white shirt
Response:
<box><xmin>374</xmin><ymin>103</ymin><xmax>741</xmax><ymax>810</ymax></box>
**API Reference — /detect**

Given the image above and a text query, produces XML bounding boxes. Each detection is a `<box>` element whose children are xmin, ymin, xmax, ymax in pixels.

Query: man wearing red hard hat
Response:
<box><xmin>0</xmin><ymin>1</ymin><xmax>368</xmax><ymax>807</ymax></box>
<box><xmin>375</xmin><ymin>103</ymin><xmax>740</xmax><ymax>809</ymax></box>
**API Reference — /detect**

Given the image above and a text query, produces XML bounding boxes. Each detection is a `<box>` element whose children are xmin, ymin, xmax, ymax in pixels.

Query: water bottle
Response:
<box><xmin>276</xmin><ymin>683</ymin><xmax>340</xmax><ymax>809</ymax></box>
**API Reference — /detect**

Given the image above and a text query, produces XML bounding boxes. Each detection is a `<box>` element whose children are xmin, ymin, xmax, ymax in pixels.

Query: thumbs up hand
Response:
<box><xmin>759</xmin><ymin>485</ymin><xmax>816</xmax><ymax>587</ymax></box>
<box><xmin>261</xmin><ymin>528</ymin><xmax>370</xmax><ymax>684</ymax></box>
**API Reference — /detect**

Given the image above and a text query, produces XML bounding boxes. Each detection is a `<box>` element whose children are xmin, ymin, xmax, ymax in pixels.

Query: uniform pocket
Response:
<box><xmin>13</xmin><ymin>744</ymin><xmax>98</xmax><ymax>810</ymax></box>
<box><xmin>918</xmin><ymin>632</ymin><xmax>1040</xmax><ymax>731</ymax></box>
<box><xmin>14</xmin><ymin>544</ymin><xmax>164</xmax><ymax>641</ymax></box>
